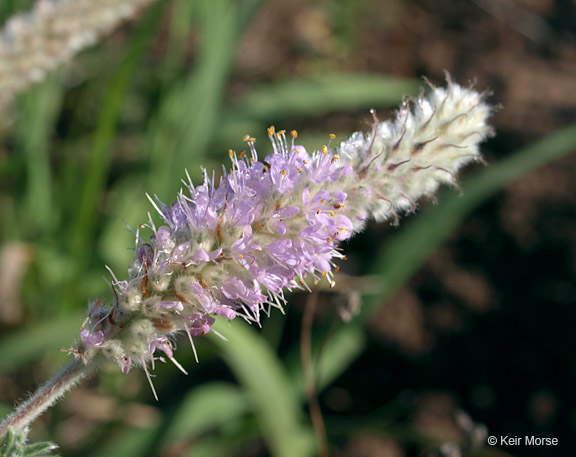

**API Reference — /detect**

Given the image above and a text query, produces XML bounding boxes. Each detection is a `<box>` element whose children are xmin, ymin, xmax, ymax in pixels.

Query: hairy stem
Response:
<box><xmin>0</xmin><ymin>357</ymin><xmax>99</xmax><ymax>438</ymax></box>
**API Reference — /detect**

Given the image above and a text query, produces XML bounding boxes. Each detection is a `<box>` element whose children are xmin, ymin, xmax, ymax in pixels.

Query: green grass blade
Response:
<box><xmin>98</xmin><ymin>0</ymin><xmax>241</xmax><ymax>274</ymax></box>
<box><xmin>17</xmin><ymin>75</ymin><xmax>64</xmax><ymax>234</ymax></box>
<box><xmin>85</xmin><ymin>384</ymin><xmax>249</xmax><ymax>457</ymax></box>
<box><xmin>139</xmin><ymin>382</ymin><xmax>252</xmax><ymax>457</ymax></box>
<box><xmin>100</xmin><ymin>0</ymin><xmax>261</xmax><ymax>269</ymax></box>
<box><xmin>68</xmin><ymin>3</ymin><xmax>164</xmax><ymax>265</ymax></box>
<box><xmin>102</xmin><ymin>323</ymin><xmax>364</xmax><ymax>456</ymax></box>
<box><xmin>163</xmin><ymin>383</ymin><xmax>249</xmax><ymax>441</ymax></box>
<box><xmin>285</xmin><ymin>323</ymin><xmax>367</xmax><ymax>396</ymax></box>
<box><xmin>0</xmin><ymin>175</ymin><xmax>23</xmax><ymax>241</ymax></box>
<box><xmin>86</xmin><ymin>427</ymin><xmax>155</xmax><ymax>457</ymax></box>
<box><xmin>223</xmin><ymin>74</ymin><xmax>418</xmax><ymax>122</ymax></box>
<box><xmin>209</xmin><ymin>319</ymin><xmax>315</xmax><ymax>457</ymax></box>
<box><xmin>0</xmin><ymin>314</ymin><xmax>81</xmax><ymax>375</ymax></box>
<box><xmin>235</xmin><ymin>0</ymin><xmax>263</xmax><ymax>32</ymax></box>
<box><xmin>182</xmin><ymin>435</ymin><xmax>241</xmax><ymax>457</ymax></box>
<box><xmin>0</xmin><ymin>0</ymin><xmax>19</xmax><ymax>21</ymax></box>
<box><xmin>315</xmin><ymin>324</ymin><xmax>367</xmax><ymax>389</ymax></box>
<box><xmin>146</xmin><ymin>0</ymin><xmax>240</xmax><ymax>198</ymax></box>
<box><xmin>158</xmin><ymin>0</ymin><xmax>197</xmax><ymax>88</ymax></box>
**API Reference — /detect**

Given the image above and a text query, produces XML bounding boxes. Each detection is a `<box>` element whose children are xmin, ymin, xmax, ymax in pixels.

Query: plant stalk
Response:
<box><xmin>301</xmin><ymin>291</ymin><xmax>329</xmax><ymax>457</ymax></box>
<box><xmin>0</xmin><ymin>357</ymin><xmax>98</xmax><ymax>438</ymax></box>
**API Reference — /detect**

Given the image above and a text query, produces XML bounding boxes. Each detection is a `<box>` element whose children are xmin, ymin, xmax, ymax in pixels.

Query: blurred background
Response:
<box><xmin>0</xmin><ymin>0</ymin><xmax>575</xmax><ymax>456</ymax></box>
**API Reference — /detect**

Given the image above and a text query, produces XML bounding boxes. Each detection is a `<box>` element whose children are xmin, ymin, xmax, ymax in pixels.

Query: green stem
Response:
<box><xmin>0</xmin><ymin>357</ymin><xmax>98</xmax><ymax>438</ymax></box>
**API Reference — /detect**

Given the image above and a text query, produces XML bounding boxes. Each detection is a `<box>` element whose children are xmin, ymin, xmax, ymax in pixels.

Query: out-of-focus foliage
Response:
<box><xmin>0</xmin><ymin>0</ymin><xmax>574</xmax><ymax>456</ymax></box>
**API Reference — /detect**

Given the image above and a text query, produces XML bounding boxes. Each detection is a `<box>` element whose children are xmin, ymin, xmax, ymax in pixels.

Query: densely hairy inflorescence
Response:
<box><xmin>77</xmin><ymin>80</ymin><xmax>493</xmax><ymax>396</ymax></box>
<box><xmin>0</xmin><ymin>0</ymin><xmax>155</xmax><ymax>107</ymax></box>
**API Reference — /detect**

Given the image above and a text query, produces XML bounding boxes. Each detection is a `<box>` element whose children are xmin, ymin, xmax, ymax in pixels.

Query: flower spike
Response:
<box><xmin>77</xmin><ymin>80</ymin><xmax>493</xmax><ymax>380</ymax></box>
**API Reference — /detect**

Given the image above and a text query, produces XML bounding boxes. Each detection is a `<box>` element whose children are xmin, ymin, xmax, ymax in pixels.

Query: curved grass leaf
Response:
<box><xmin>286</xmin><ymin>322</ymin><xmax>367</xmax><ymax>396</ymax></box>
<box><xmin>17</xmin><ymin>75</ymin><xmax>64</xmax><ymax>235</ymax></box>
<box><xmin>146</xmin><ymin>0</ymin><xmax>244</xmax><ymax>198</ymax></box>
<box><xmin>182</xmin><ymin>436</ymin><xmax>240</xmax><ymax>457</ymax></box>
<box><xmin>0</xmin><ymin>315</ymin><xmax>81</xmax><ymax>375</ymax></box>
<box><xmin>66</xmin><ymin>2</ymin><xmax>165</xmax><ymax>281</ymax></box>
<box><xmin>223</xmin><ymin>73</ymin><xmax>418</xmax><ymax>122</ymax></box>
<box><xmin>163</xmin><ymin>383</ymin><xmax>249</xmax><ymax>441</ymax></box>
<box><xmin>86</xmin><ymin>426</ymin><xmax>154</xmax><ymax>457</ymax></box>
<box><xmin>209</xmin><ymin>319</ymin><xmax>315</xmax><ymax>457</ymax></box>
<box><xmin>362</xmin><ymin>122</ymin><xmax>576</xmax><ymax>319</ymax></box>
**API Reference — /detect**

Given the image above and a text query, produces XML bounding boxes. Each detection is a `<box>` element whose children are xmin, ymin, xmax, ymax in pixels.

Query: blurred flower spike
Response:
<box><xmin>77</xmin><ymin>80</ymin><xmax>493</xmax><ymax>396</ymax></box>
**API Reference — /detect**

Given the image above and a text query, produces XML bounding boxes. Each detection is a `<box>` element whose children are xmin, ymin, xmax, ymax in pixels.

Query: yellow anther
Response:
<box><xmin>303</xmin><ymin>160</ymin><xmax>309</xmax><ymax>164</ymax></box>
<box><xmin>238</xmin><ymin>254</ymin><xmax>244</xmax><ymax>259</ymax></box>
<box><xmin>297</xmin><ymin>167</ymin><xmax>302</xmax><ymax>173</ymax></box>
<box><xmin>329</xmin><ymin>133</ymin><xmax>336</xmax><ymax>139</ymax></box>
<box><xmin>278</xmin><ymin>129</ymin><xmax>286</xmax><ymax>136</ymax></box>
<box><xmin>242</xmin><ymin>134</ymin><xmax>251</xmax><ymax>142</ymax></box>
<box><xmin>291</xmin><ymin>130</ymin><xmax>298</xmax><ymax>138</ymax></box>
<box><xmin>281</xmin><ymin>169</ymin><xmax>287</xmax><ymax>176</ymax></box>
<box><xmin>249</xmin><ymin>157</ymin><xmax>254</xmax><ymax>164</ymax></box>
<box><xmin>322</xmin><ymin>271</ymin><xmax>328</xmax><ymax>276</ymax></box>
<box><xmin>267</xmin><ymin>125</ymin><xmax>275</xmax><ymax>136</ymax></box>
<box><xmin>327</xmin><ymin>237</ymin><xmax>333</xmax><ymax>243</ymax></box>
<box><xmin>322</xmin><ymin>145</ymin><xmax>328</xmax><ymax>154</ymax></box>
<box><xmin>330</xmin><ymin>210</ymin><xmax>335</xmax><ymax>216</ymax></box>
<box><xmin>316</xmin><ymin>209</ymin><xmax>321</xmax><ymax>214</ymax></box>
<box><xmin>228</xmin><ymin>149</ymin><xmax>235</xmax><ymax>157</ymax></box>
<box><xmin>320</xmin><ymin>199</ymin><xmax>325</xmax><ymax>203</ymax></box>
<box><xmin>333</xmin><ymin>154</ymin><xmax>340</xmax><ymax>160</ymax></box>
